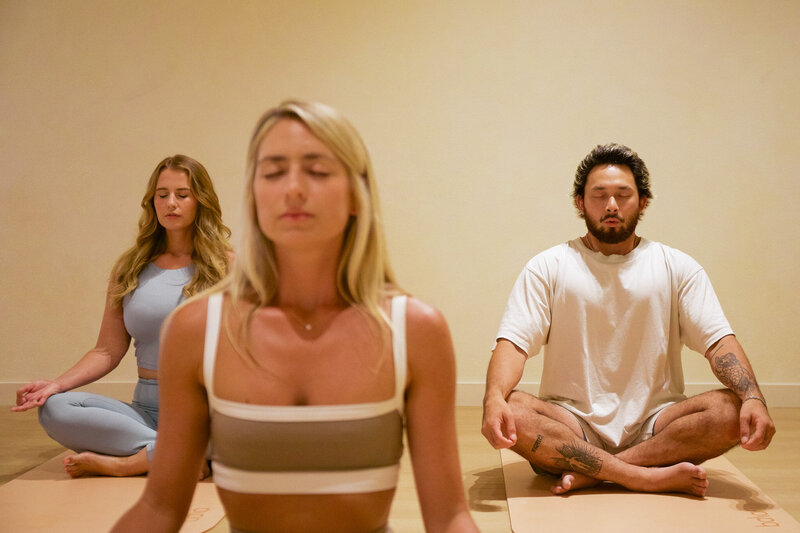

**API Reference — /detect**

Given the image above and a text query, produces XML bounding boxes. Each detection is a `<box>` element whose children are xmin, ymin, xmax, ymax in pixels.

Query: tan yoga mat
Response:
<box><xmin>501</xmin><ymin>448</ymin><xmax>800</xmax><ymax>532</ymax></box>
<box><xmin>0</xmin><ymin>451</ymin><xmax>224</xmax><ymax>532</ymax></box>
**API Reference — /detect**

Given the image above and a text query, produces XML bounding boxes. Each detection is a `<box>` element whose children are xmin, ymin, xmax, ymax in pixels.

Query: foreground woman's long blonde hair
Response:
<box><xmin>220</xmin><ymin>100</ymin><xmax>401</xmax><ymax>331</ymax></box>
<box><xmin>109</xmin><ymin>155</ymin><xmax>232</xmax><ymax>307</ymax></box>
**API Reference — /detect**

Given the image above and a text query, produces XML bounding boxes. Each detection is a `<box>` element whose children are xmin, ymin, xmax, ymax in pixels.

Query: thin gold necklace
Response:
<box><xmin>283</xmin><ymin>306</ymin><xmax>342</xmax><ymax>332</ymax></box>
<box><xmin>284</xmin><ymin>309</ymin><xmax>313</xmax><ymax>331</ymax></box>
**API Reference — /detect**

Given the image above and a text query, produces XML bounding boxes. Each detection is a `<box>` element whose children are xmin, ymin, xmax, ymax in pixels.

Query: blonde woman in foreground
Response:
<box><xmin>14</xmin><ymin>155</ymin><xmax>232</xmax><ymax>478</ymax></box>
<box><xmin>113</xmin><ymin>101</ymin><xmax>479</xmax><ymax>533</ymax></box>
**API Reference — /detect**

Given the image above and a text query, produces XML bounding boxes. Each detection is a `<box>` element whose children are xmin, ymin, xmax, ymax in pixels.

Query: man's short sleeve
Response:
<box><xmin>673</xmin><ymin>251</ymin><xmax>734</xmax><ymax>354</ymax></box>
<box><xmin>495</xmin><ymin>252</ymin><xmax>557</xmax><ymax>358</ymax></box>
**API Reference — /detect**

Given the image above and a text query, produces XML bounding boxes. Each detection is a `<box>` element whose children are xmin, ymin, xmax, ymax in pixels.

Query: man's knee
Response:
<box><xmin>506</xmin><ymin>390</ymin><xmax>539</xmax><ymax>417</ymax></box>
<box><xmin>713</xmin><ymin>389</ymin><xmax>741</xmax><ymax>415</ymax></box>
<box><xmin>708</xmin><ymin>389</ymin><xmax>741</xmax><ymax>444</ymax></box>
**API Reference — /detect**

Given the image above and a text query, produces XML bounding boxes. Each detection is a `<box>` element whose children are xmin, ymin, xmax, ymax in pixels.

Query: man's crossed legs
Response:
<box><xmin>507</xmin><ymin>389</ymin><xmax>742</xmax><ymax>497</ymax></box>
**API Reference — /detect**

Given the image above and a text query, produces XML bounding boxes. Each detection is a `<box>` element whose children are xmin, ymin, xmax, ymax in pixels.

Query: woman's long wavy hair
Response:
<box><xmin>218</xmin><ymin>100</ymin><xmax>401</xmax><ymax>333</ymax></box>
<box><xmin>109</xmin><ymin>155</ymin><xmax>232</xmax><ymax>307</ymax></box>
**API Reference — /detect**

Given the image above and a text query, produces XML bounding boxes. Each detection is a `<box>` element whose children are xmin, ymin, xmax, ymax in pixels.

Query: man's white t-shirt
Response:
<box><xmin>496</xmin><ymin>238</ymin><xmax>733</xmax><ymax>448</ymax></box>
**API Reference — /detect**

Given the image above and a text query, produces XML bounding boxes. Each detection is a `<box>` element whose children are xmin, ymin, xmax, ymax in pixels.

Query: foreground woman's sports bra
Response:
<box><xmin>203</xmin><ymin>293</ymin><xmax>407</xmax><ymax>494</ymax></box>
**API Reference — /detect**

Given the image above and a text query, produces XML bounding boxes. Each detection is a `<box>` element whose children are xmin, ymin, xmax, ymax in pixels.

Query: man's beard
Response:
<box><xmin>585</xmin><ymin>212</ymin><xmax>642</xmax><ymax>244</ymax></box>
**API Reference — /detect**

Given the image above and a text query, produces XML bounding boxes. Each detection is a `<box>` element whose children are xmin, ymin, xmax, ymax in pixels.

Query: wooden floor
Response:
<box><xmin>1</xmin><ymin>406</ymin><xmax>797</xmax><ymax>531</ymax></box>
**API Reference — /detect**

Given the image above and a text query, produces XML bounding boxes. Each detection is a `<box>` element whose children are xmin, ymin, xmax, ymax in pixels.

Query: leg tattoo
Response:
<box><xmin>553</xmin><ymin>440</ymin><xmax>603</xmax><ymax>476</ymax></box>
<box><xmin>531</xmin><ymin>434</ymin><xmax>543</xmax><ymax>453</ymax></box>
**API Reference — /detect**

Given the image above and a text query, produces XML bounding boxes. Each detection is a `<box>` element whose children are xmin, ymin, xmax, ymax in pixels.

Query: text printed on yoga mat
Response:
<box><xmin>749</xmin><ymin>509</ymin><xmax>781</xmax><ymax>528</ymax></box>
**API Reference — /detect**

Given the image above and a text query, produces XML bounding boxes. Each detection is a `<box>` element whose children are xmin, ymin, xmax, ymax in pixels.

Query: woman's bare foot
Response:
<box><xmin>63</xmin><ymin>448</ymin><xmax>148</xmax><ymax>478</ymax></box>
<box><xmin>199</xmin><ymin>461</ymin><xmax>211</xmax><ymax>480</ymax></box>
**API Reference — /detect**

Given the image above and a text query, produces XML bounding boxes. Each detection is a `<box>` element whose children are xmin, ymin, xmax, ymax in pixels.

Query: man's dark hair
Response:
<box><xmin>572</xmin><ymin>143</ymin><xmax>653</xmax><ymax>201</ymax></box>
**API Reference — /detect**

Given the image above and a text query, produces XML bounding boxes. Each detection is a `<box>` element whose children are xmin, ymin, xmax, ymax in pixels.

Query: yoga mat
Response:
<box><xmin>0</xmin><ymin>451</ymin><xmax>224</xmax><ymax>532</ymax></box>
<box><xmin>501</xmin><ymin>448</ymin><xmax>800</xmax><ymax>532</ymax></box>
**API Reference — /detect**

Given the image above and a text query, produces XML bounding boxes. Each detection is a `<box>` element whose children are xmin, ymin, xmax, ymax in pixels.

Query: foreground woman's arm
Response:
<box><xmin>404</xmin><ymin>298</ymin><xmax>479</xmax><ymax>533</ymax></box>
<box><xmin>112</xmin><ymin>298</ymin><xmax>210</xmax><ymax>532</ymax></box>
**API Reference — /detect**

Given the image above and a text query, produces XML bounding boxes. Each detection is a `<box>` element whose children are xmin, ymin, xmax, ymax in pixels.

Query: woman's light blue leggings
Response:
<box><xmin>38</xmin><ymin>378</ymin><xmax>159</xmax><ymax>461</ymax></box>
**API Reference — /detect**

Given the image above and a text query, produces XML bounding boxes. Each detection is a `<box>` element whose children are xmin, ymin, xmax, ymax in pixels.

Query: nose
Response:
<box><xmin>606</xmin><ymin>195</ymin><xmax>619</xmax><ymax>212</ymax></box>
<box><xmin>166</xmin><ymin>193</ymin><xmax>178</xmax><ymax>208</ymax></box>
<box><xmin>285</xmin><ymin>167</ymin><xmax>307</xmax><ymax>201</ymax></box>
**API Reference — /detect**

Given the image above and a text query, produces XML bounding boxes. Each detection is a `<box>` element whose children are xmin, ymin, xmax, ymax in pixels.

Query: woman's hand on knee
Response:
<box><xmin>12</xmin><ymin>380</ymin><xmax>60</xmax><ymax>412</ymax></box>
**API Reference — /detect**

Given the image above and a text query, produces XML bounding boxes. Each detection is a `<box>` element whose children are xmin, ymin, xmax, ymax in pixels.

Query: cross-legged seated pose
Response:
<box><xmin>112</xmin><ymin>101</ymin><xmax>479</xmax><ymax>533</ymax></box>
<box><xmin>482</xmin><ymin>143</ymin><xmax>776</xmax><ymax>497</ymax></box>
<box><xmin>13</xmin><ymin>155</ymin><xmax>232</xmax><ymax>478</ymax></box>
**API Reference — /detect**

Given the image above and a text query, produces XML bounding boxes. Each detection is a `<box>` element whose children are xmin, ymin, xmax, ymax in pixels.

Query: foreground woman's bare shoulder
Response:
<box><xmin>162</xmin><ymin>296</ymin><xmax>211</xmax><ymax>338</ymax></box>
<box><xmin>158</xmin><ymin>295</ymin><xmax>218</xmax><ymax>375</ymax></box>
<box><xmin>404</xmin><ymin>296</ymin><xmax>449</xmax><ymax>333</ymax></box>
<box><xmin>403</xmin><ymin>296</ymin><xmax>455</xmax><ymax>370</ymax></box>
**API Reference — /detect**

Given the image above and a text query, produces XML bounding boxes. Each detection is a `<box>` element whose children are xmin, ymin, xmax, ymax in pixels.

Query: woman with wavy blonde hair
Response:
<box><xmin>110</xmin><ymin>155</ymin><xmax>232</xmax><ymax>304</ymax></box>
<box><xmin>14</xmin><ymin>155</ymin><xmax>232</xmax><ymax>478</ymax></box>
<box><xmin>115</xmin><ymin>101</ymin><xmax>478</xmax><ymax>533</ymax></box>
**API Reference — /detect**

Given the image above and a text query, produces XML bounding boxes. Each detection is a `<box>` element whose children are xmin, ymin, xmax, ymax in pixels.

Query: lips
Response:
<box><xmin>281</xmin><ymin>211</ymin><xmax>312</xmax><ymax>220</ymax></box>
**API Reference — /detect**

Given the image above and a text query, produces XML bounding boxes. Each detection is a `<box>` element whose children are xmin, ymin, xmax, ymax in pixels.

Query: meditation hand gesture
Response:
<box><xmin>739</xmin><ymin>398</ymin><xmax>776</xmax><ymax>451</ymax></box>
<box><xmin>13</xmin><ymin>380</ymin><xmax>61</xmax><ymax>412</ymax></box>
<box><xmin>482</xmin><ymin>395</ymin><xmax>518</xmax><ymax>449</ymax></box>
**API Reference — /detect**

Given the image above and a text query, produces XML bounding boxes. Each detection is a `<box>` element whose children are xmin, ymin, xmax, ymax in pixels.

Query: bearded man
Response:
<box><xmin>481</xmin><ymin>143</ymin><xmax>775</xmax><ymax>497</ymax></box>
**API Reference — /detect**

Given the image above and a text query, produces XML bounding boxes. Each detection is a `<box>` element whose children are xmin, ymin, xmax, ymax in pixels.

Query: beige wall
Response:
<box><xmin>2</xmin><ymin>1</ymin><xmax>798</xmax><ymax>405</ymax></box>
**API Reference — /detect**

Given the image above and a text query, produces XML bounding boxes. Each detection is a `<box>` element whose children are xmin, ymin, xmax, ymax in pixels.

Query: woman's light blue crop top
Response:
<box><xmin>123</xmin><ymin>263</ymin><xmax>194</xmax><ymax>371</ymax></box>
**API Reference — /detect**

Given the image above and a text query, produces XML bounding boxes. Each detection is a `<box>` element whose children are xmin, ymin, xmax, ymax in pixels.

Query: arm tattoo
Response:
<box><xmin>713</xmin><ymin>352</ymin><xmax>758</xmax><ymax>396</ymax></box>
<box><xmin>553</xmin><ymin>440</ymin><xmax>602</xmax><ymax>476</ymax></box>
<box><xmin>531</xmin><ymin>434</ymin><xmax>543</xmax><ymax>453</ymax></box>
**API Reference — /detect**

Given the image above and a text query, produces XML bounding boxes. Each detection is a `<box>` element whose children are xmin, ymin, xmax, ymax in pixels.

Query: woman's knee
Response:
<box><xmin>37</xmin><ymin>392</ymin><xmax>89</xmax><ymax>437</ymax></box>
<box><xmin>37</xmin><ymin>392</ymin><xmax>70</xmax><ymax>428</ymax></box>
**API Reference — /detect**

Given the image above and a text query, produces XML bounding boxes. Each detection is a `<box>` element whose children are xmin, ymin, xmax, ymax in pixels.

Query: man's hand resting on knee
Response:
<box><xmin>739</xmin><ymin>398</ymin><xmax>776</xmax><ymax>451</ymax></box>
<box><xmin>482</xmin><ymin>395</ymin><xmax>517</xmax><ymax>448</ymax></box>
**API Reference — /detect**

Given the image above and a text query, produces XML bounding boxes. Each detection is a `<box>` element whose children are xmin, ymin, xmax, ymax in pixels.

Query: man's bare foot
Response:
<box><xmin>552</xmin><ymin>471</ymin><xmax>601</xmax><ymax>495</ymax></box>
<box><xmin>635</xmin><ymin>462</ymin><xmax>708</xmax><ymax>497</ymax></box>
<box><xmin>63</xmin><ymin>449</ymin><xmax>148</xmax><ymax>478</ymax></box>
<box><xmin>551</xmin><ymin>462</ymin><xmax>708</xmax><ymax>497</ymax></box>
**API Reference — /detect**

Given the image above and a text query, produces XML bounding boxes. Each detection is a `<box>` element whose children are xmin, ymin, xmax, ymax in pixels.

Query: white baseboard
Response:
<box><xmin>456</xmin><ymin>381</ymin><xmax>800</xmax><ymax>407</ymax></box>
<box><xmin>3</xmin><ymin>381</ymin><xmax>798</xmax><ymax>407</ymax></box>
